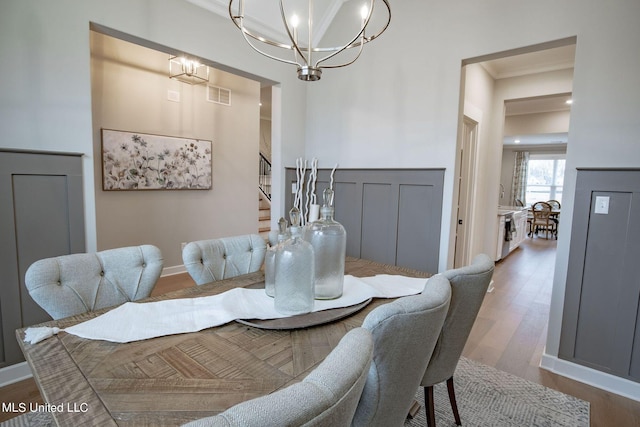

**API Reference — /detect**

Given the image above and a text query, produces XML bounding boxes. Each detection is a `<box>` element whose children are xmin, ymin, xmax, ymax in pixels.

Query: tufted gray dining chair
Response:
<box><xmin>420</xmin><ymin>253</ymin><xmax>494</xmax><ymax>427</ymax></box>
<box><xmin>352</xmin><ymin>274</ymin><xmax>452</xmax><ymax>427</ymax></box>
<box><xmin>182</xmin><ymin>327</ymin><xmax>374</xmax><ymax>427</ymax></box>
<box><xmin>25</xmin><ymin>245</ymin><xmax>163</xmax><ymax>320</ymax></box>
<box><xmin>182</xmin><ymin>234</ymin><xmax>267</xmax><ymax>285</ymax></box>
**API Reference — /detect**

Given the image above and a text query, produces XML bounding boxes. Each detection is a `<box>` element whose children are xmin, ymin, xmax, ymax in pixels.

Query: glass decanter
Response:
<box><xmin>274</xmin><ymin>207</ymin><xmax>315</xmax><ymax>315</ymax></box>
<box><xmin>264</xmin><ymin>217</ymin><xmax>288</xmax><ymax>297</ymax></box>
<box><xmin>304</xmin><ymin>188</ymin><xmax>346</xmax><ymax>299</ymax></box>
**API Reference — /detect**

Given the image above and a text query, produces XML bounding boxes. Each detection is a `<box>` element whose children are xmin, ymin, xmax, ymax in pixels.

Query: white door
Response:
<box><xmin>454</xmin><ymin>116</ymin><xmax>478</xmax><ymax>268</ymax></box>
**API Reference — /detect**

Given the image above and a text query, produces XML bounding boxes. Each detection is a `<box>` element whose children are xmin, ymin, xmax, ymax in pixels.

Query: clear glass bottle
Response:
<box><xmin>274</xmin><ymin>207</ymin><xmax>315</xmax><ymax>315</ymax></box>
<box><xmin>304</xmin><ymin>188</ymin><xmax>346</xmax><ymax>299</ymax></box>
<box><xmin>264</xmin><ymin>217</ymin><xmax>288</xmax><ymax>297</ymax></box>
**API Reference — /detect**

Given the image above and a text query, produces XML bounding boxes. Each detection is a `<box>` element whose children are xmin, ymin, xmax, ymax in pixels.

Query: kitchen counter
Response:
<box><xmin>496</xmin><ymin>207</ymin><xmax>528</xmax><ymax>261</ymax></box>
<box><xmin>497</xmin><ymin>206</ymin><xmax>527</xmax><ymax>216</ymax></box>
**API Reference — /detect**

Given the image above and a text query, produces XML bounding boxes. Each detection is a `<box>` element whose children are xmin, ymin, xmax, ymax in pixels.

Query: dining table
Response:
<box><xmin>16</xmin><ymin>257</ymin><xmax>432</xmax><ymax>426</ymax></box>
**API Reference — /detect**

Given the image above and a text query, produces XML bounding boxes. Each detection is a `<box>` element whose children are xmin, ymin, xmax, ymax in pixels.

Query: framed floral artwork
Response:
<box><xmin>101</xmin><ymin>129</ymin><xmax>212</xmax><ymax>190</ymax></box>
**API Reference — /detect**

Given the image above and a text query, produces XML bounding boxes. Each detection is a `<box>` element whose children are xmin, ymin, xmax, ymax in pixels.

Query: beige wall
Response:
<box><xmin>260</xmin><ymin>118</ymin><xmax>272</xmax><ymax>162</ymax></box>
<box><xmin>91</xmin><ymin>32</ymin><xmax>260</xmax><ymax>268</ymax></box>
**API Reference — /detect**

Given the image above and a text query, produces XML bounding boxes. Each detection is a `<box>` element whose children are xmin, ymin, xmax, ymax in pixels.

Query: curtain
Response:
<box><xmin>511</xmin><ymin>151</ymin><xmax>529</xmax><ymax>206</ymax></box>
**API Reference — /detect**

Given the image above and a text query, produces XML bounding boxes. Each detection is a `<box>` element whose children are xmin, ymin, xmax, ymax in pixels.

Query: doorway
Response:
<box><xmin>454</xmin><ymin>37</ymin><xmax>576</xmax><ymax>266</ymax></box>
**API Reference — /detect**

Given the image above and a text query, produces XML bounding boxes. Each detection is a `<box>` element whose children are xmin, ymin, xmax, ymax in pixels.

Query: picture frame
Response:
<box><xmin>101</xmin><ymin>129</ymin><xmax>212</xmax><ymax>191</ymax></box>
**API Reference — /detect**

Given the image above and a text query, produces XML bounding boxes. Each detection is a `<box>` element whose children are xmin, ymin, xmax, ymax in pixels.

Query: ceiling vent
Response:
<box><xmin>207</xmin><ymin>85</ymin><xmax>231</xmax><ymax>106</ymax></box>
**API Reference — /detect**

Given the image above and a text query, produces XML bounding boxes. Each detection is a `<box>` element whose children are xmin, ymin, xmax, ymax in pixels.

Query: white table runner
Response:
<box><xmin>25</xmin><ymin>274</ymin><xmax>429</xmax><ymax>344</ymax></box>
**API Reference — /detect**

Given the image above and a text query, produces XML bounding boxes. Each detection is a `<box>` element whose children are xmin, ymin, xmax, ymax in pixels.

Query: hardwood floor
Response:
<box><xmin>463</xmin><ymin>237</ymin><xmax>640</xmax><ymax>426</ymax></box>
<box><xmin>1</xmin><ymin>240</ymin><xmax>639</xmax><ymax>425</ymax></box>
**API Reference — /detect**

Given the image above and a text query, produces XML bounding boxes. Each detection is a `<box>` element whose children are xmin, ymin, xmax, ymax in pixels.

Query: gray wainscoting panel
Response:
<box><xmin>284</xmin><ymin>168</ymin><xmax>444</xmax><ymax>273</ymax></box>
<box><xmin>397</xmin><ymin>184</ymin><xmax>441</xmax><ymax>272</ymax></box>
<box><xmin>333</xmin><ymin>181</ymin><xmax>360</xmax><ymax>257</ymax></box>
<box><xmin>361</xmin><ymin>183</ymin><xmax>397</xmax><ymax>265</ymax></box>
<box><xmin>0</xmin><ymin>150</ymin><xmax>85</xmax><ymax>366</ymax></box>
<box><xmin>560</xmin><ymin>169</ymin><xmax>640</xmax><ymax>383</ymax></box>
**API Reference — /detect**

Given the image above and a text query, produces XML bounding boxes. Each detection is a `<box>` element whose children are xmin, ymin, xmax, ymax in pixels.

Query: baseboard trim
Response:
<box><xmin>540</xmin><ymin>353</ymin><xmax>640</xmax><ymax>401</ymax></box>
<box><xmin>162</xmin><ymin>264</ymin><xmax>187</xmax><ymax>277</ymax></box>
<box><xmin>0</xmin><ymin>362</ymin><xmax>33</xmax><ymax>388</ymax></box>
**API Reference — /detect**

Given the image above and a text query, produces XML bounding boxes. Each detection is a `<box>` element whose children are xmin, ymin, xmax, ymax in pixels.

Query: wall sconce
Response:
<box><xmin>169</xmin><ymin>56</ymin><xmax>210</xmax><ymax>85</ymax></box>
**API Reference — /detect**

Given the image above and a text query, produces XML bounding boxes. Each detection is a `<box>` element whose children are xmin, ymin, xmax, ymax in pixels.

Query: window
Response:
<box><xmin>526</xmin><ymin>154</ymin><xmax>565</xmax><ymax>205</ymax></box>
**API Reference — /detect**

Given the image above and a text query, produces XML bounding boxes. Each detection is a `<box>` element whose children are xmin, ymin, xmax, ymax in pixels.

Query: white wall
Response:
<box><xmin>504</xmin><ymin>111</ymin><xmax>571</xmax><ymax>137</ymax></box>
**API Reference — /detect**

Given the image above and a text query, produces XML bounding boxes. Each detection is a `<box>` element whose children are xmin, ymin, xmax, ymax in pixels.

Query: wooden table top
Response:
<box><xmin>16</xmin><ymin>257</ymin><xmax>431</xmax><ymax>426</ymax></box>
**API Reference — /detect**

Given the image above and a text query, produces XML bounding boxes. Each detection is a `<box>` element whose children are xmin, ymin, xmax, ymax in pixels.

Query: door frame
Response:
<box><xmin>453</xmin><ymin>115</ymin><xmax>479</xmax><ymax>268</ymax></box>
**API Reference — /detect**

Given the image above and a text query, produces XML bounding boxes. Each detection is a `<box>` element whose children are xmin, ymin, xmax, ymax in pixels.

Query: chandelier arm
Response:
<box><xmin>318</xmin><ymin>40</ymin><xmax>365</xmax><ymax>69</ymax></box>
<box><xmin>314</xmin><ymin>26</ymin><xmax>366</xmax><ymax>68</ymax></box>
<box><xmin>314</xmin><ymin>0</ymin><xmax>389</xmax><ymax>66</ymax></box>
<box><xmin>229</xmin><ymin>1</ymin><xmax>294</xmax><ymax>50</ymax></box>
<box><xmin>313</xmin><ymin>0</ymin><xmax>372</xmax><ymax>68</ymax></box>
<box><xmin>279</xmin><ymin>0</ymin><xmax>308</xmax><ymax>66</ymax></box>
<box><xmin>238</xmin><ymin>20</ymin><xmax>302</xmax><ymax>68</ymax></box>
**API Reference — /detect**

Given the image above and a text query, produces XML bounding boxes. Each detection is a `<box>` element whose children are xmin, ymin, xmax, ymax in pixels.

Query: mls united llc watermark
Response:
<box><xmin>2</xmin><ymin>402</ymin><xmax>89</xmax><ymax>413</ymax></box>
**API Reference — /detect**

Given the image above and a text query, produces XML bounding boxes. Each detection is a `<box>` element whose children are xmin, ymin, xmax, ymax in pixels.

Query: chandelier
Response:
<box><xmin>169</xmin><ymin>56</ymin><xmax>210</xmax><ymax>85</ymax></box>
<box><xmin>228</xmin><ymin>0</ymin><xmax>391</xmax><ymax>81</ymax></box>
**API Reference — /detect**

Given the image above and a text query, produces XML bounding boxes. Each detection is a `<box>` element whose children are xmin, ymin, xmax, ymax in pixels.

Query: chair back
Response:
<box><xmin>532</xmin><ymin>201</ymin><xmax>552</xmax><ymax>220</ymax></box>
<box><xmin>183</xmin><ymin>234</ymin><xmax>267</xmax><ymax>285</ymax></box>
<box><xmin>547</xmin><ymin>199</ymin><xmax>561</xmax><ymax>210</ymax></box>
<box><xmin>183</xmin><ymin>327</ymin><xmax>374</xmax><ymax>427</ymax></box>
<box><xmin>352</xmin><ymin>274</ymin><xmax>451</xmax><ymax>427</ymax></box>
<box><xmin>420</xmin><ymin>254</ymin><xmax>494</xmax><ymax>387</ymax></box>
<box><xmin>25</xmin><ymin>245</ymin><xmax>163</xmax><ymax>320</ymax></box>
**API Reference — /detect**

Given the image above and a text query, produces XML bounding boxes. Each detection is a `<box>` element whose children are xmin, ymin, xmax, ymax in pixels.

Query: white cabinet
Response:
<box><xmin>495</xmin><ymin>215</ymin><xmax>506</xmax><ymax>260</ymax></box>
<box><xmin>496</xmin><ymin>208</ymin><xmax>527</xmax><ymax>261</ymax></box>
<box><xmin>510</xmin><ymin>210</ymin><xmax>527</xmax><ymax>251</ymax></box>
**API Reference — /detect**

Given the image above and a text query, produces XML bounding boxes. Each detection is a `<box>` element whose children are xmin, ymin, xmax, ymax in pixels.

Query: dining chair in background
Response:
<box><xmin>546</xmin><ymin>199</ymin><xmax>561</xmax><ymax>234</ymax></box>
<box><xmin>182</xmin><ymin>234</ymin><xmax>267</xmax><ymax>285</ymax></box>
<box><xmin>25</xmin><ymin>245</ymin><xmax>163</xmax><ymax>320</ymax></box>
<box><xmin>419</xmin><ymin>253</ymin><xmax>494</xmax><ymax>427</ymax></box>
<box><xmin>182</xmin><ymin>327</ymin><xmax>374</xmax><ymax>427</ymax></box>
<box><xmin>531</xmin><ymin>201</ymin><xmax>557</xmax><ymax>239</ymax></box>
<box><xmin>352</xmin><ymin>274</ymin><xmax>452</xmax><ymax>427</ymax></box>
<box><xmin>546</xmin><ymin>199</ymin><xmax>561</xmax><ymax>210</ymax></box>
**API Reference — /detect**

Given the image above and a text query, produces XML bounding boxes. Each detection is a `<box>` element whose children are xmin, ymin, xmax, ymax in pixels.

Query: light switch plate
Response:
<box><xmin>594</xmin><ymin>196</ymin><xmax>610</xmax><ymax>214</ymax></box>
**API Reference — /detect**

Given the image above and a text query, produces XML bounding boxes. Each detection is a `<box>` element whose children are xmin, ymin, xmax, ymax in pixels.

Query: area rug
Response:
<box><xmin>405</xmin><ymin>357</ymin><xmax>590</xmax><ymax>427</ymax></box>
<box><xmin>1</xmin><ymin>357</ymin><xmax>588</xmax><ymax>427</ymax></box>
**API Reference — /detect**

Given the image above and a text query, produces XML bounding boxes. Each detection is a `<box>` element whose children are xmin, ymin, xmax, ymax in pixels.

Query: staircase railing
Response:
<box><xmin>259</xmin><ymin>153</ymin><xmax>271</xmax><ymax>201</ymax></box>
